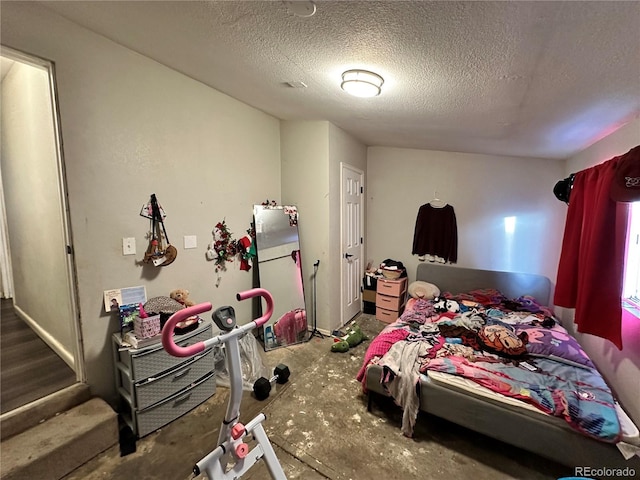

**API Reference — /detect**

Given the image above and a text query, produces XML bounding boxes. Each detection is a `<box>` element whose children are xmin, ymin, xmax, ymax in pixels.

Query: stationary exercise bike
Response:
<box><xmin>162</xmin><ymin>288</ymin><xmax>287</xmax><ymax>480</ymax></box>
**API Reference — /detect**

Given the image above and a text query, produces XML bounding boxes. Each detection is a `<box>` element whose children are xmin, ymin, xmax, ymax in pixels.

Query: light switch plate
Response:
<box><xmin>123</xmin><ymin>237</ymin><xmax>136</xmax><ymax>255</ymax></box>
<box><xmin>184</xmin><ymin>235</ymin><xmax>197</xmax><ymax>249</ymax></box>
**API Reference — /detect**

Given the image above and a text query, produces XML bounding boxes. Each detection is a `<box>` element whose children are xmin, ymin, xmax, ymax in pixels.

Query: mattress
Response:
<box><xmin>425</xmin><ymin>370</ymin><xmax>640</xmax><ymax>446</ymax></box>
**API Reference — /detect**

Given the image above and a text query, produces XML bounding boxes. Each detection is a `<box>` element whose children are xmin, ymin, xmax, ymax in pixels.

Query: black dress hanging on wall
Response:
<box><xmin>412</xmin><ymin>203</ymin><xmax>458</xmax><ymax>263</ymax></box>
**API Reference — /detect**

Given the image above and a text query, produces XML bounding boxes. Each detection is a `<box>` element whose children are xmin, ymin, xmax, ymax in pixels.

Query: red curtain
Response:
<box><xmin>554</xmin><ymin>154</ymin><xmax>630</xmax><ymax>349</ymax></box>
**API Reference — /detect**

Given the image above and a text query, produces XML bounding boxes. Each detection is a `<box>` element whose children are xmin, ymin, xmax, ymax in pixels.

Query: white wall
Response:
<box><xmin>1</xmin><ymin>60</ymin><xmax>75</xmax><ymax>365</ymax></box>
<box><xmin>281</xmin><ymin>121</ymin><xmax>330</xmax><ymax>330</ymax></box>
<box><xmin>328</xmin><ymin>124</ymin><xmax>367</xmax><ymax>330</ymax></box>
<box><xmin>566</xmin><ymin>119</ymin><xmax>640</xmax><ymax>175</ymax></box>
<box><xmin>366</xmin><ymin>147</ymin><xmax>566</xmax><ymax>284</ymax></box>
<box><xmin>2</xmin><ymin>2</ymin><xmax>281</xmax><ymax>403</ymax></box>
<box><xmin>560</xmin><ymin>118</ymin><xmax>640</xmax><ymax>425</ymax></box>
<box><xmin>280</xmin><ymin>122</ymin><xmax>367</xmax><ymax>334</ymax></box>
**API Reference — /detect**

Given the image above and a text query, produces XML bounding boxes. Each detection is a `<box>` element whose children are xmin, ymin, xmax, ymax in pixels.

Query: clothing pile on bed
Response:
<box><xmin>357</xmin><ymin>289</ymin><xmax>622</xmax><ymax>442</ymax></box>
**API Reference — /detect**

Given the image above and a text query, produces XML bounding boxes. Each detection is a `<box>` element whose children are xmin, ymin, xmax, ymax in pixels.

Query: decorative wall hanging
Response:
<box><xmin>205</xmin><ymin>220</ymin><xmax>256</xmax><ymax>287</ymax></box>
<box><xmin>283</xmin><ymin>205</ymin><xmax>298</xmax><ymax>226</ymax></box>
<box><xmin>142</xmin><ymin>193</ymin><xmax>177</xmax><ymax>267</ymax></box>
<box><xmin>140</xmin><ymin>198</ymin><xmax>166</xmax><ymax>220</ymax></box>
<box><xmin>207</xmin><ymin>219</ymin><xmax>238</xmax><ymax>273</ymax></box>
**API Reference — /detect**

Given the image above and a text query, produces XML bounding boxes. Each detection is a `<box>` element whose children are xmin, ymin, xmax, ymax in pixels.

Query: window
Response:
<box><xmin>623</xmin><ymin>201</ymin><xmax>640</xmax><ymax>317</ymax></box>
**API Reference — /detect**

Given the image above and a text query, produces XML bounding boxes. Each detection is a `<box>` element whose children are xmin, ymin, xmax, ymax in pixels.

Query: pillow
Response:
<box><xmin>408</xmin><ymin>281</ymin><xmax>440</xmax><ymax>300</ymax></box>
<box><xmin>514</xmin><ymin>324</ymin><xmax>595</xmax><ymax>368</ymax></box>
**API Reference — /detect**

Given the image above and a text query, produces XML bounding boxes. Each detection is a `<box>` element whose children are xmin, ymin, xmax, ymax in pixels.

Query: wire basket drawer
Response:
<box><xmin>121</xmin><ymin>323</ymin><xmax>213</xmax><ymax>380</ymax></box>
<box><xmin>136</xmin><ymin>372</ymin><xmax>215</xmax><ymax>437</ymax></box>
<box><xmin>134</xmin><ymin>348</ymin><xmax>215</xmax><ymax>409</ymax></box>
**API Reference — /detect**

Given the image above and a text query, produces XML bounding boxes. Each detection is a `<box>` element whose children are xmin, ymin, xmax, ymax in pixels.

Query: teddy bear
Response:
<box><xmin>169</xmin><ymin>289</ymin><xmax>194</xmax><ymax>307</ymax></box>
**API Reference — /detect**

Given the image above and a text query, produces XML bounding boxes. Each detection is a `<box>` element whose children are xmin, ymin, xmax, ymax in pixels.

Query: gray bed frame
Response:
<box><xmin>365</xmin><ymin>263</ymin><xmax>640</xmax><ymax>471</ymax></box>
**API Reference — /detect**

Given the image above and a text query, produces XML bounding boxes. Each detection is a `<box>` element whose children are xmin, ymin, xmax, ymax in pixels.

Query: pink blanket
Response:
<box><xmin>356</xmin><ymin>328</ymin><xmax>410</xmax><ymax>385</ymax></box>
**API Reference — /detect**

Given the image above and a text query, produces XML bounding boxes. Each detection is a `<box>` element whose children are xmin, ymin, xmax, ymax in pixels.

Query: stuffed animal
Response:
<box><xmin>331</xmin><ymin>324</ymin><xmax>368</xmax><ymax>353</ymax></box>
<box><xmin>433</xmin><ymin>296</ymin><xmax>460</xmax><ymax>313</ymax></box>
<box><xmin>169</xmin><ymin>289</ymin><xmax>194</xmax><ymax>307</ymax></box>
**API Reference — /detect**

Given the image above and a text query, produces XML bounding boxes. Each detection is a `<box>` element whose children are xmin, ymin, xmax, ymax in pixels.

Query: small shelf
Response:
<box><xmin>112</xmin><ymin>321</ymin><xmax>215</xmax><ymax>437</ymax></box>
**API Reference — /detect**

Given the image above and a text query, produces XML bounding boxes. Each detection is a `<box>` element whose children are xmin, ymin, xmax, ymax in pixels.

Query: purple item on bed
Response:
<box><xmin>514</xmin><ymin>323</ymin><xmax>595</xmax><ymax>369</ymax></box>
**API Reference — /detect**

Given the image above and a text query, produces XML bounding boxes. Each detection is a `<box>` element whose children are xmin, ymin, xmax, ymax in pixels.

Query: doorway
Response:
<box><xmin>340</xmin><ymin>163</ymin><xmax>364</xmax><ymax>326</ymax></box>
<box><xmin>0</xmin><ymin>46</ymin><xmax>81</xmax><ymax>413</ymax></box>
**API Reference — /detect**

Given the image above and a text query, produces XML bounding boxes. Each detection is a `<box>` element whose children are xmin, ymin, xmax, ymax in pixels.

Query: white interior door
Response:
<box><xmin>341</xmin><ymin>163</ymin><xmax>364</xmax><ymax>326</ymax></box>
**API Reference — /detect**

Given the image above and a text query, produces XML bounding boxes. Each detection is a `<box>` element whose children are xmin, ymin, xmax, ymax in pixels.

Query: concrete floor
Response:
<box><xmin>62</xmin><ymin>314</ymin><xmax>573</xmax><ymax>480</ymax></box>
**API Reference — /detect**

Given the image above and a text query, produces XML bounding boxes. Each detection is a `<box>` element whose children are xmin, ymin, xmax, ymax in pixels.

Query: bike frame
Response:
<box><xmin>162</xmin><ymin>288</ymin><xmax>287</xmax><ymax>480</ymax></box>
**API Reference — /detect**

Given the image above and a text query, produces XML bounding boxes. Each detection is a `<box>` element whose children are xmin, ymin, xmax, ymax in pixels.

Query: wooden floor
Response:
<box><xmin>1</xmin><ymin>298</ymin><xmax>76</xmax><ymax>414</ymax></box>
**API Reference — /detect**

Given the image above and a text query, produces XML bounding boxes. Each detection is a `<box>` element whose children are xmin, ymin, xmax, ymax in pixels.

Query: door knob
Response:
<box><xmin>345</xmin><ymin>253</ymin><xmax>353</xmax><ymax>259</ymax></box>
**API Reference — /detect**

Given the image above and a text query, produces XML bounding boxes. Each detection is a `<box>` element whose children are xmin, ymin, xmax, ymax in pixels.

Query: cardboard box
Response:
<box><xmin>363</xmin><ymin>289</ymin><xmax>377</xmax><ymax>303</ymax></box>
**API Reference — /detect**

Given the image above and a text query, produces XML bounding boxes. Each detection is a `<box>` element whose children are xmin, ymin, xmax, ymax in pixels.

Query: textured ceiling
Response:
<box><xmin>40</xmin><ymin>0</ymin><xmax>640</xmax><ymax>160</ymax></box>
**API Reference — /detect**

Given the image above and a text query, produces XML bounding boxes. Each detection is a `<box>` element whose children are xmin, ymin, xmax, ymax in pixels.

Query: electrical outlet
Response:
<box><xmin>123</xmin><ymin>237</ymin><xmax>136</xmax><ymax>255</ymax></box>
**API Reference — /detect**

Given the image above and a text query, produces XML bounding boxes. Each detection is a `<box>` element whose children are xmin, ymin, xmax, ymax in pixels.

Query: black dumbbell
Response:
<box><xmin>253</xmin><ymin>364</ymin><xmax>291</xmax><ymax>401</ymax></box>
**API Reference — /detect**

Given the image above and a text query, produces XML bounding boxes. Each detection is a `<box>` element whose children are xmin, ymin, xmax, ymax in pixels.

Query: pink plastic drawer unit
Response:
<box><xmin>376</xmin><ymin>292</ymin><xmax>404</xmax><ymax>311</ymax></box>
<box><xmin>376</xmin><ymin>306</ymin><xmax>403</xmax><ymax>324</ymax></box>
<box><xmin>376</xmin><ymin>277</ymin><xmax>407</xmax><ymax>297</ymax></box>
<box><xmin>375</xmin><ymin>276</ymin><xmax>407</xmax><ymax>324</ymax></box>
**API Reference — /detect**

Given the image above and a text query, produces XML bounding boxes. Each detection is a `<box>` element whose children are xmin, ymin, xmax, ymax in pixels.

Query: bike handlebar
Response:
<box><xmin>235</xmin><ymin>288</ymin><xmax>274</xmax><ymax>328</ymax></box>
<box><xmin>162</xmin><ymin>288</ymin><xmax>274</xmax><ymax>357</ymax></box>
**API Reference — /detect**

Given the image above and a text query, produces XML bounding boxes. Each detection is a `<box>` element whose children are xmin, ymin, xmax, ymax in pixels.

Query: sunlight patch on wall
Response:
<box><xmin>503</xmin><ymin>216</ymin><xmax>516</xmax><ymax>271</ymax></box>
<box><xmin>504</xmin><ymin>216</ymin><xmax>517</xmax><ymax>235</ymax></box>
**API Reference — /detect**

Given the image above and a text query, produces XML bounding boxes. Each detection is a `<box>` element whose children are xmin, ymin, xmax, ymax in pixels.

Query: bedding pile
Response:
<box><xmin>357</xmin><ymin>289</ymin><xmax>622</xmax><ymax>442</ymax></box>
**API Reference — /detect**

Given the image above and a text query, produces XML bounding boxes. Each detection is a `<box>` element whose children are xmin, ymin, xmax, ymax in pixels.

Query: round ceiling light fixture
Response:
<box><xmin>341</xmin><ymin>69</ymin><xmax>384</xmax><ymax>98</ymax></box>
<box><xmin>284</xmin><ymin>1</ymin><xmax>317</xmax><ymax>18</ymax></box>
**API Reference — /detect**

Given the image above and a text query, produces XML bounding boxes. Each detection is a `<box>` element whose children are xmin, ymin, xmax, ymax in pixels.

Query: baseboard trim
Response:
<box><xmin>13</xmin><ymin>303</ymin><xmax>75</xmax><ymax>369</ymax></box>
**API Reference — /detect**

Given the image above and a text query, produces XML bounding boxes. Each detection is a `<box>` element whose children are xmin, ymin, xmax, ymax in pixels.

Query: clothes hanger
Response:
<box><xmin>429</xmin><ymin>190</ymin><xmax>446</xmax><ymax>208</ymax></box>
